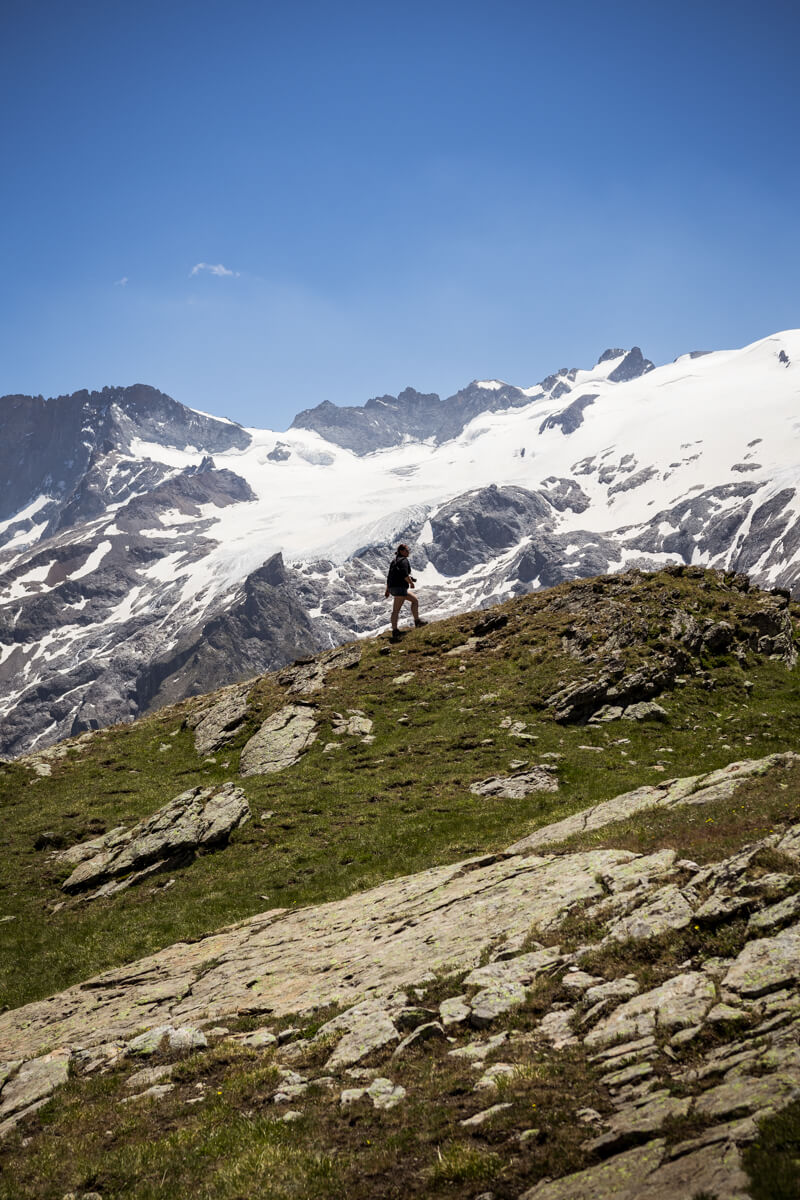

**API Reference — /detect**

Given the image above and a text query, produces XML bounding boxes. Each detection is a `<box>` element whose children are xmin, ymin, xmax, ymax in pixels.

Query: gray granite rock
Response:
<box><xmin>0</xmin><ymin>1049</ymin><xmax>72</xmax><ymax>1133</ymax></box>
<box><xmin>439</xmin><ymin>996</ymin><xmax>471</xmax><ymax>1027</ymax></box>
<box><xmin>126</xmin><ymin>1025</ymin><xmax>207</xmax><ymax>1056</ymax></box>
<box><xmin>392</xmin><ymin>1021</ymin><xmax>447</xmax><ymax>1057</ymax></box>
<box><xmin>507</xmin><ymin>754</ymin><xmax>799</xmax><ymax>856</ymax></box>
<box><xmin>470</xmin><ymin>768</ymin><xmax>558</xmax><ymax>798</ymax></box>
<box><xmin>240</xmin><ymin>704</ymin><xmax>318</xmax><ymax>776</ymax></box>
<box><xmin>585</xmin><ymin>1091</ymin><xmax>690</xmax><ymax>1153</ymax></box>
<box><xmin>636</xmin><ymin>1140</ymin><xmax>750</xmax><ymax>1200</ymax></box>
<box><xmin>723</xmin><ymin>924</ymin><xmax>800</xmax><ymax>997</ymax></box>
<box><xmin>694</xmin><ymin>1071</ymin><xmax>800</xmax><ymax>1120</ymax></box>
<box><xmin>584</xmin><ymin>974</ymin><xmax>716</xmax><ymax>1048</ymax></box>
<box><xmin>622</xmin><ymin>701</ymin><xmax>668</xmax><ymax>722</ymax></box>
<box><xmin>603</xmin><ymin>885</ymin><xmax>694</xmax><ymax>943</ymax></box>
<box><xmin>747</xmin><ymin>892</ymin><xmax>800</xmax><ymax>934</ymax></box>
<box><xmin>321</xmin><ymin>1004</ymin><xmax>400</xmax><ymax>1071</ymax></box>
<box><xmin>278</xmin><ymin>643</ymin><xmax>361</xmax><ymax>695</ymax></box>
<box><xmin>448</xmin><ymin>1032</ymin><xmax>508</xmax><ymax>1062</ymax></box>
<box><xmin>58</xmin><ymin>784</ymin><xmax>250</xmax><ymax>894</ymax></box>
<box><xmin>192</xmin><ymin>682</ymin><xmax>252</xmax><ymax>755</ymax></box>
<box><xmin>520</xmin><ymin>1139</ymin><xmax>665</xmax><ymax>1199</ymax></box>
<box><xmin>470</xmin><ymin>981</ymin><xmax>527</xmax><ymax>1027</ymax></box>
<box><xmin>460</xmin><ymin>1101</ymin><xmax>512</xmax><ymax>1127</ymax></box>
<box><xmin>331</xmin><ymin>710</ymin><xmax>373</xmax><ymax>738</ymax></box>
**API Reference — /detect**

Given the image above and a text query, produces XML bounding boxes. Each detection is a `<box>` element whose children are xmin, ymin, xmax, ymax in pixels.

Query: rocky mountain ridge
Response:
<box><xmin>1</xmin><ymin>330</ymin><xmax>798</xmax><ymax>759</ymax></box>
<box><xmin>289</xmin><ymin>347</ymin><xmax>655</xmax><ymax>453</ymax></box>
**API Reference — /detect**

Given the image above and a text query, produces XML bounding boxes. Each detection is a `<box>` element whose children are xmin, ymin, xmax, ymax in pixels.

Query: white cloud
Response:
<box><xmin>114</xmin><ymin>276</ymin><xmax>128</xmax><ymax>287</ymax></box>
<box><xmin>190</xmin><ymin>262</ymin><xmax>240</xmax><ymax>278</ymax></box>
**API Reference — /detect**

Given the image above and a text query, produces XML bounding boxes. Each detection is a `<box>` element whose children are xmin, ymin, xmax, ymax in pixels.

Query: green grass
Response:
<box><xmin>1</xmin><ymin>567</ymin><xmax>799</xmax><ymax>1011</ymax></box>
<box><xmin>744</xmin><ymin>1099</ymin><xmax>800</xmax><ymax>1200</ymax></box>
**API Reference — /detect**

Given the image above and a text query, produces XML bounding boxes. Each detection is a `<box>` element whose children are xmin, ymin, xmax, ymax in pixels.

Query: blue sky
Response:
<box><xmin>2</xmin><ymin>0</ymin><xmax>798</xmax><ymax>429</ymax></box>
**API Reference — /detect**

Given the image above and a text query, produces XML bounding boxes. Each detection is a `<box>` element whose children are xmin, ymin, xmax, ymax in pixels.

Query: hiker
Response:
<box><xmin>385</xmin><ymin>543</ymin><xmax>426</xmax><ymax>639</ymax></box>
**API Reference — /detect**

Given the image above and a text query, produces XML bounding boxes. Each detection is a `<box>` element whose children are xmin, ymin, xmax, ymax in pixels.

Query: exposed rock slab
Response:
<box><xmin>722</xmin><ymin>924</ymin><xmax>800</xmax><ymax>997</ymax></box>
<box><xmin>57</xmin><ymin>783</ymin><xmax>251</xmax><ymax>894</ymax></box>
<box><xmin>470</xmin><ymin>768</ymin><xmax>558</xmax><ymax>798</ymax></box>
<box><xmin>507</xmin><ymin>753</ymin><xmax>798</xmax><ymax>855</ymax></box>
<box><xmin>191</xmin><ymin>682</ymin><xmax>253</xmax><ymax>755</ymax></box>
<box><xmin>0</xmin><ymin>1049</ymin><xmax>72</xmax><ymax>1138</ymax></box>
<box><xmin>520</xmin><ymin>1139</ymin><xmax>666</xmax><ymax>1199</ymax></box>
<box><xmin>278</xmin><ymin>643</ymin><xmax>361</xmax><ymax>695</ymax></box>
<box><xmin>239</xmin><ymin>704</ymin><xmax>317</xmax><ymax>775</ymax></box>
<box><xmin>584</xmin><ymin>973</ymin><xmax>716</xmax><ymax>1048</ymax></box>
<box><xmin>0</xmin><ymin>847</ymin><xmax>634</xmax><ymax>1063</ymax></box>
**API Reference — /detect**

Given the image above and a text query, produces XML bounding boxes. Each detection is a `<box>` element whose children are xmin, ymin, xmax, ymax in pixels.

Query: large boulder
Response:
<box><xmin>57</xmin><ymin>783</ymin><xmax>250</xmax><ymax>894</ymax></box>
<box><xmin>239</xmin><ymin>704</ymin><xmax>318</xmax><ymax>776</ymax></box>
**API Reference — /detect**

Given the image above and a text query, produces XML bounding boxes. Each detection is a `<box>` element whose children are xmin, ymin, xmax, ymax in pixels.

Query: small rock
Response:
<box><xmin>519</xmin><ymin>1127</ymin><xmax>542</xmax><ymax>1145</ymax></box>
<box><xmin>440</xmin><ymin>996</ymin><xmax>471</xmax><ymax>1027</ymax></box>
<box><xmin>723</xmin><ymin>926</ymin><xmax>800</xmax><ymax>997</ymax></box>
<box><xmin>584</xmin><ymin>978</ymin><xmax>639</xmax><ymax>1005</ymax></box>
<box><xmin>601</xmin><ymin>1060</ymin><xmax>654</xmax><ymax>1088</ymax></box>
<box><xmin>705</xmin><ymin>1003</ymin><xmax>748</xmax><ymax>1026</ymax></box>
<box><xmin>584</xmin><ymin>973</ymin><xmax>716</xmax><ymax>1048</ymax></box>
<box><xmin>282</xmin><ymin>1109</ymin><xmax>303</xmax><ymax>1122</ymax></box>
<box><xmin>538</xmin><ymin>1008</ymin><xmax>578</xmax><ymax>1049</ymax></box>
<box><xmin>392</xmin><ymin>672</ymin><xmax>416</xmax><ymax>685</ymax></box>
<box><xmin>622</xmin><ymin>701</ymin><xmax>668</xmax><ymax>721</ymax></box>
<box><xmin>126</xmin><ymin>1025</ymin><xmax>207</xmax><ymax>1056</ymax></box>
<box><xmin>448</xmin><ymin>1032</ymin><xmax>508</xmax><ymax>1062</ymax></box>
<box><xmin>229</xmin><ymin>1029</ymin><xmax>278</xmax><ymax>1049</ymax></box>
<box><xmin>670</xmin><ymin>1025</ymin><xmax>703</xmax><ymax>1048</ymax></box>
<box><xmin>460</xmin><ymin>1102</ymin><xmax>513</xmax><ymax>1128</ymax></box>
<box><xmin>392</xmin><ymin>1021</ymin><xmax>447</xmax><ymax>1057</ymax></box>
<box><xmin>366</xmin><ymin>1077</ymin><xmax>406</xmax><ymax>1110</ymax></box>
<box><xmin>470</xmin><ymin>981</ymin><xmax>527</xmax><ymax>1027</ymax></box>
<box><xmin>470</xmin><ymin>767</ymin><xmax>558</xmax><ymax>798</ymax></box>
<box><xmin>125</xmin><ymin>1065</ymin><xmax>173</xmax><ymax>1090</ymax></box>
<box><xmin>321</xmin><ymin>1004</ymin><xmax>399</xmax><ymax>1070</ymax></box>
<box><xmin>562</xmin><ymin>971</ymin><xmax>604</xmax><ymax>994</ymax></box>
<box><xmin>747</xmin><ymin>893</ymin><xmax>800</xmax><ymax>934</ymax></box>
<box><xmin>695</xmin><ymin>1072</ymin><xmax>800</xmax><ymax>1120</ymax></box>
<box><xmin>120</xmin><ymin>1083</ymin><xmax>175</xmax><ymax>1104</ymax></box>
<box><xmin>474</xmin><ymin>1062</ymin><xmax>516</xmax><ymax>1091</ymax></box>
<box><xmin>240</xmin><ymin>705</ymin><xmax>318</xmax><ymax>776</ymax></box>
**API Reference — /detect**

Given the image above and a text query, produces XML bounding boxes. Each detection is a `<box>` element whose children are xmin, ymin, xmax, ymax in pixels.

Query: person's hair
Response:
<box><xmin>396</xmin><ymin>544</ymin><xmax>409</xmax><ymax>556</ymax></box>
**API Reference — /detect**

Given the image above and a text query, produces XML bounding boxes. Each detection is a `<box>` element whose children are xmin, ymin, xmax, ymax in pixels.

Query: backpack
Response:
<box><xmin>387</xmin><ymin>557</ymin><xmax>406</xmax><ymax>587</ymax></box>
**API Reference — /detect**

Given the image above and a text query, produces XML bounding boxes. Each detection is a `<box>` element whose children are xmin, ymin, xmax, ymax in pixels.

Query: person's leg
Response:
<box><xmin>391</xmin><ymin>594</ymin><xmax>405</xmax><ymax>631</ymax></box>
<box><xmin>405</xmin><ymin>589</ymin><xmax>426</xmax><ymax>626</ymax></box>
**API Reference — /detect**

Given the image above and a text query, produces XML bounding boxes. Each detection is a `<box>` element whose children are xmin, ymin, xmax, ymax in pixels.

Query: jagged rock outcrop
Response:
<box><xmin>190</xmin><ymin>681</ymin><xmax>254</xmax><ymax>755</ymax></box>
<box><xmin>54</xmin><ymin>783</ymin><xmax>250</xmax><ymax>896</ymax></box>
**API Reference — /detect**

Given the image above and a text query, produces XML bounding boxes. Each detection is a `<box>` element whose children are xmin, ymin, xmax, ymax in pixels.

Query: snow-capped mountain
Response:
<box><xmin>1</xmin><ymin>331</ymin><xmax>798</xmax><ymax>758</ymax></box>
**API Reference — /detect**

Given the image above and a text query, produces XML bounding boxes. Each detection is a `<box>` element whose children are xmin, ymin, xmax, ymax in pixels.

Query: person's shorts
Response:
<box><xmin>388</xmin><ymin>587</ymin><xmax>410</xmax><ymax>597</ymax></box>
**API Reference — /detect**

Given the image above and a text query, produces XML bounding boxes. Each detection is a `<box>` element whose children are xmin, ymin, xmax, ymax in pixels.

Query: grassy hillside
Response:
<box><xmin>1</xmin><ymin>566</ymin><xmax>800</xmax><ymax>1199</ymax></box>
<box><xmin>1</xmin><ymin>565</ymin><xmax>798</xmax><ymax>1014</ymax></box>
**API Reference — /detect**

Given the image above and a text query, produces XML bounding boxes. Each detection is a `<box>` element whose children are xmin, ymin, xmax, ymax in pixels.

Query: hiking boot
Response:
<box><xmin>414</xmin><ymin>619</ymin><xmax>428</xmax><ymax>627</ymax></box>
<box><xmin>391</xmin><ymin>630</ymin><xmax>403</xmax><ymax>641</ymax></box>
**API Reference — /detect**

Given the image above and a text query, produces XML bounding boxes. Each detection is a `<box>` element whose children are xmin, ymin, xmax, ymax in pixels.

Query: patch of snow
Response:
<box><xmin>0</xmin><ymin>494</ymin><xmax>50</xmax><ymax>536</ymax></box>
<box><xmin>70</xmin><ymin>540</ymin><xmax>113</xmax><ymax>581</ymax></box>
